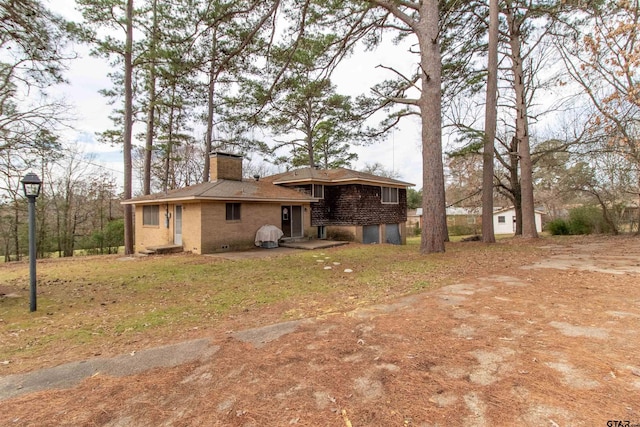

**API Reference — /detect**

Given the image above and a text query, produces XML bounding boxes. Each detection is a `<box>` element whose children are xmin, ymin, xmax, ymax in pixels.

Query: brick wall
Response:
<box><xmin>310</xmin><ymin>184</ymin><xmax>407</xmax><ymax>226</ymax></box>
<box><xmin>134</xmin><ymin>204</ymin><xmax>172</xmax><ymax>252</ymax></box>
<box><xmin>181</xmin><ymin>202</ymin><xmax>202</xmax><ymax>253</ymax></box>
<box><xmin>199</xmin><ymin>201</ymin><xmax>312</xmax><ymax>253</ymax></box>
<box><xmin>135</xmin><ymin>200</ymin><xmax>313</xmax><ymax>254</ymax></box>
<box><xmin>210</xmin><ymin>153</ymin><xmax>242</xmax><ymax>181</ymax></box>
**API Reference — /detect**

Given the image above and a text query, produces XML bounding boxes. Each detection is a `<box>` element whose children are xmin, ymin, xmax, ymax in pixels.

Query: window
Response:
<box><xmin>312</xmin><ymin>184</ymin><xmax>324</xmax><ymax>199</ymax></box>
<box><xmin>381</xmin><ymin>187</ymin><xmax>399</xmax><ymax>204</ymax></box>
<box><xmin>467</xmin><ymin>216</ymin><xmax>476</xmax><ymax>225</ymax></box>
<box><xmin>226</xmin><ymin>203</ymin><xmax>241</xmax><ymax>221</ymax></box>
<box><xmin>498</xmin><ymin>215</ymin><xmax>506</xmax><ymax>223</ymax></box>
<box><xmin>143</xmin><ymin>205</ymin><xmax>159</xmax><ymax>226</ymax></box>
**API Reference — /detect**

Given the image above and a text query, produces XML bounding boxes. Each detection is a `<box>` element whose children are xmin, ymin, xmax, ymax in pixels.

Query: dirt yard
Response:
<box><xmin>1</xmin><ymin>236</ymin><xmax>640</xmax><ymax>426</ymax></box>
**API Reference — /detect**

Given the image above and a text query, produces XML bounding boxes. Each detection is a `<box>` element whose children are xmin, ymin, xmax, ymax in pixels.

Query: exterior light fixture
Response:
<box><xmin>21</xmin><ymin>172</ymin><xmax>42</xmax><ymax>312</ymax></box>
<box><xmin>21</xmin><ymin>172</ymin><xmax>42</xmax><ymax>199</ymax></box>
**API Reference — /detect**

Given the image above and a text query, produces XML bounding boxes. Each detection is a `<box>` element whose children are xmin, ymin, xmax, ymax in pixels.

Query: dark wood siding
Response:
<box><xmin>309</xmin><ymin>184</ymin><xmax>407</xmax><ymax>226</ymax></box>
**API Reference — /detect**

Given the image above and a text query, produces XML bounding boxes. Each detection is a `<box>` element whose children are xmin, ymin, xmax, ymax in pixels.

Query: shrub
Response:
<box><xmin>326</xmin><ymin>228</ymin><xmax>355</xmax><ymax>241</ymax></box>
<box><xmin>546</xmin><ymin>206</ymin><xmax>610</xmax><ymax>236</ymax></box>
<box><xmin>448</xmin><ymin>225</ymin><xmax>476</xmax><ymax>236</ymax></box>
<box><xmin>546</xmin><ymin>219</ymin><xmax>570</xmax><ymax>235</ymax></box>
<box><xmin>407</xmin><ymin>222</ymin><xmax>421</xmax><ymax>236</ymax></box>
<box><xmin>103</xmin><ymin>219</ymin><xmax>124</xmax><ymax>252</ymax></box>
<box><xmin>88</xmin><ymin>219</ymin><xmax>125</xmax><ymax>254</ymax></box>
<box><xmin>568</xmin><ymin>206</ymin><xmax>607</xmax><ymax>235</ymax></box>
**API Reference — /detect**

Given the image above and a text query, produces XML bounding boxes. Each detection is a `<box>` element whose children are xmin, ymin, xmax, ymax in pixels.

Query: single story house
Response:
<box><xmin>445</xmin><ymin>207</ymin><xmax>482</xmax><ymax>234</ymax></box>
<box><xmin>409</xmin><ymin>206</ymin><xmax>543</xmax><ymax>235</ymax></box>
<box><xmin>122</xmin><ymin>152</ymin><xmax>413</xmax><ymax>254</ymax></box>
<box><xmin>493</xmin><ymin>207</ymin><xmax>544</xmax><ymax>234</ymax></box>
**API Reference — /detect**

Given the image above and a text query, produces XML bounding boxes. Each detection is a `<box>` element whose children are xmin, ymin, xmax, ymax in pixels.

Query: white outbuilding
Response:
<box><xmin>493</xmin><ymin>207</ymin><xmax>544</xmax><ymax>234</ymax></box>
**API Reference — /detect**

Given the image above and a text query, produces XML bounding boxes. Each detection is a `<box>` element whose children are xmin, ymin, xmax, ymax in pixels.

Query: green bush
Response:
<box><xmin>546</xmin><ymin>219</ymin><xmax>570</xmax><ymax>235</ymax></box>
<box><xmin>547</xmin><ymin>206</ymin><xmax>610</xmax><ymax>236</ymax></box>
<box><xmin>568</xmin><ymin>206</ymin><xmax>607</xmax><ymax>234</ymax></box>
<box><xmin>88</xmin><ymin>219</ymin><xmax>125</xmax><ymax>254</ymax></box>
<box><xmin>103</xmin><ymin>219</ymin><xmax>124</xmax><ymax>252</ymax></box>
<box><xmin>326</xmin><ymin>228</ymin><xmax>355</xmax><ymax>241</ymax></box>
<box><xmin>408</xmin><ymin>222</ymin><xmax>421</xmax><ymax>236</ymax></box>
<box><xmin>448</xmin><ymin>225</ymin><xmax>476</xmax><ymax>236</ymax></box>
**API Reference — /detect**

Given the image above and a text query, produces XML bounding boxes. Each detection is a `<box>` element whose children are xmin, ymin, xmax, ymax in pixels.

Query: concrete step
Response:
<box><xmin>142</xmin><ymin>244</ymin><xmax>183</xmax><ymax>255</ymax></box>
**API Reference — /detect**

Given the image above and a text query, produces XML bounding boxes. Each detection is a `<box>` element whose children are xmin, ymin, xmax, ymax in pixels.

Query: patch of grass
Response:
<box><xmin>0</xmin><ymin>237</ymin><xmax>551</xmax><ymax>373</ymax></box>
<box><xmin>413</xmin><ymin>281</ymin><xmax>431</xmax><ymax>291</ymax></box>
<box><xmin>113</xmin><ymin>306</ymin><xmax>185</xmax><ymax>334</ymax></box>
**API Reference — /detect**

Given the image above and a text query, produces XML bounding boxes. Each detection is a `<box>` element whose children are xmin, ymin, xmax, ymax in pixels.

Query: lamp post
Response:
<box><xmin>21</xmin><ymin>172</ymin><xmax>42</xmax><ymax>312</ymax></box>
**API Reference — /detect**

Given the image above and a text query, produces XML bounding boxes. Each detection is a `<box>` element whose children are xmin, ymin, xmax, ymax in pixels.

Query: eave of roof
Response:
<box><xmin>493</xmin><ymin>206</ymin><xmax>546</xmax><ymax>215</ymax></box>
<box><xmin>265</xmin><ymin>167</ymin><xmax>414</xmax><ymax>187</ymax></box>
<box><xmin>122</xmin><ymin>179</ymin><xmax>316</xmax><ymax>205</ymax></box>
<box><xmin>122</xmin><ymin>195</ymin><xmax>316</xmax><ymax>205</ymax></box>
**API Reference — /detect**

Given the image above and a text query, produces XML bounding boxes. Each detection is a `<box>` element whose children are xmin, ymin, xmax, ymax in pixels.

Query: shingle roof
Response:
<box><xmin>446</xmin><ymin>207</ymin><xmax>482</xmax><ymax>216</ymax></box>
<box><xmin>123</xmin><ymin>167</ymin><xmax>413</xmax><ymax>205</ymax></box>
<box><xmin>262</xmin><ymin>167</ymin><xmax>414</xmax><ymax>187</ymax></box>
<box><xmin>122</xmin><ymin>178</ymin><xmax>315</xmax><ymax>205</ymax></box>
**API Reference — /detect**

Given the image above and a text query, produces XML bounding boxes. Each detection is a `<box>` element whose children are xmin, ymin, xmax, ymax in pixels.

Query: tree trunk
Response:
<box><xmin>143</xmin><ymin>0</ymin><xmax>158</xmax><ymax>196</ymax></box>
<box><xmin>63</xmin><ymin>189</ymin><xmax>73</xmax><ymax>257</ymax></box>
<box><xmin>55</xmin><ymin>197</ymin><xmax>62</xmax><ymax>257</ymax></box>
<box><xmin>508</xmin><ymin>137</ymin><xmax>522</xmax><ymax>235</ymax></box>
<box><xmin>204</xmin><ymin>32</ymin><xmax>218</xmax><ymax>183</ymax></box>
<box><xmin>13</xmin><ymin>203</ymin><xmax>19</xmax><ymax>261</ymax></box>
<box><xmin>513</xmin><ymin>188</ymin><xmax>523</xmax><ymax>234</ymax></box>
<box><xmin>163</xmin><ymin>87</ymin><xmax>177</xmax><ymax>193</ymax></box>
<box><xmin>143</xmin><ymin>74</ymin><xmax>156</xmax><ymax>196</ymax></box>
<box><xmin>305</xmin><ymin>98</ymin><xmax>315</xmax><ymax>168</ymax></box>
<box><xmin>98</xmin><ymin>189</ymin><xmax>105</xmax><ymax>254</ymax></box>
<box><xmin>593</xmin><ymin>192</ymin><xmax>619</xmax><ymax>234</ymax></box>
<box><xmin>37</xmin><ymin>164</ymin><xmax>47</xmax><ymax>257</ymax></box>
<box><xmin>37</xmin><ymin>199</ymin><xmax>46</xmax><ymax>258</ymax></box>
<box><xmin>636</xmin><ymin>174</ymin><xmax>640</xmax><ymax>235</ymax></box>
<box><xmin>482</xmin><ymin>0</ymin><xmax>499</xmax><ymax>243</ymax></box>
<box><xmin>507</xmin><ymin>7</ymin><xmax>537</xmax><ymax>239</ymax></box>
<box><xmin>637</xmin><ymin>203</ymin><xmax>640</xmax><ymax>235</ymax></box>
<box><xmin>418</xmin><ymin>0</ymin><xmax>447</xmax><ymax>253</ymax></box>
<box><xmin>123</xmin><ymin>0</ymin><xmax>135</xmax><ymax>255</ymax></box>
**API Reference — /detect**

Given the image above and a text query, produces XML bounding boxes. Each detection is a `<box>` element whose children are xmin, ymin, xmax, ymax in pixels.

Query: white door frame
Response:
<box><xmin>174</xmin><ymin>205</ymin><xmax>183</xmax><ymax>245</ymax></box>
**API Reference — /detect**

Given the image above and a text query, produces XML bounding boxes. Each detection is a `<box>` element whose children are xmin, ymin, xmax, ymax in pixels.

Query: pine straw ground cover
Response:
<box><xmin>1</xmin><ymin>237</ymin><xmax>544</xmax><ymax>375</ymax></box>
<box><xmin>2</xmin><ymin>235</ymin><xmax>640</xmax><ymax>426</ymax></box>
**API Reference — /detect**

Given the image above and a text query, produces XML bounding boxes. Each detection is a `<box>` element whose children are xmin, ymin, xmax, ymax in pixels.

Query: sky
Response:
<box><xmin>46</xmin><ymin>0</ymin><xmax>425</xmax><ymax>192</ymax></box>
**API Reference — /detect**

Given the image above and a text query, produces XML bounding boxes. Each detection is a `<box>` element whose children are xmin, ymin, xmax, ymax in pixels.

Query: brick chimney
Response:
<box><xmin>210</xmin><ymin>152</ymin><xmax>243</xmax><ymax>181</ymax></box>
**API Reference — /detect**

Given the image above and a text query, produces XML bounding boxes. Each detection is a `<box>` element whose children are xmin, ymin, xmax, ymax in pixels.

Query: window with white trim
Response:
<box><xmin>498</xmin><ymin>215</ymin><xmax>506</xmax><ymax>223</ymax></box>
<box><xmin>312</xmin><ymin>184</ymin><xmax>324</xmax><ymax>199</ymax></box>
<box><xmin>381</xmin><ymin>187</ymin><xmax>399</xmax><ymax>204</ymax></box>
<box><xmin>143</xmin><ymin>205</ymin><xmax>159</xmax><ymax>226</ymax></box>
